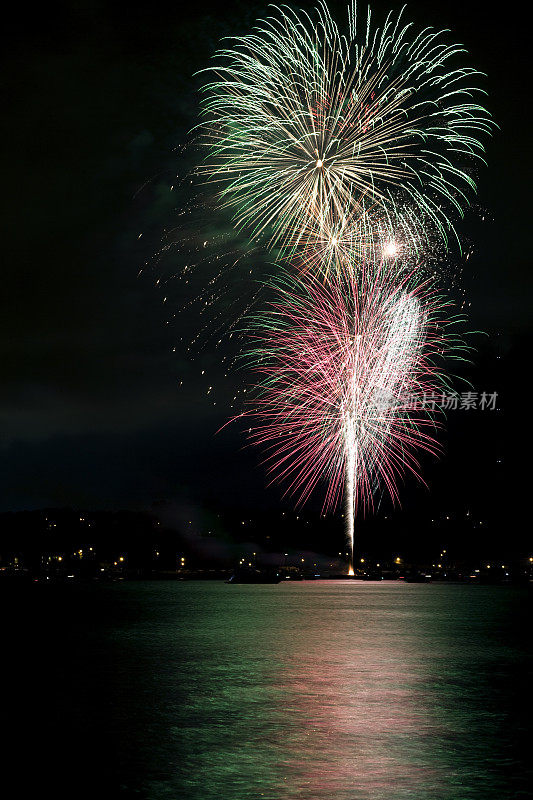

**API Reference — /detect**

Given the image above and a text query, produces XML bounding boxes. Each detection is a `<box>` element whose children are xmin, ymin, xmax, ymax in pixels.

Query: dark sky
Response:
<box><xmin>1</xmin><ymin>1</ymin><xmax>531</xmax><ymax>554</ymax></box>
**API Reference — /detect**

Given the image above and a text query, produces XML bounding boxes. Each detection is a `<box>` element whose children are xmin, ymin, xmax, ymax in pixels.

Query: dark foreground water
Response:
<box><xmin>2</xmin><ymin>581</ymin><xmax>532</xmax><ymax>799</ymax></box>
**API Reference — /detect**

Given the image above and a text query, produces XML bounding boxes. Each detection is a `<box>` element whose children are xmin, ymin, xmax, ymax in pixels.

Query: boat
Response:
<box><xmin>226</xmin><ymin>567</ymin><xmax>281</xmax><ymax>584</ymax></box>
<box><xmin>404</xmin><ymin>571</ymin><xmax>432</xmax><ymax>583</ymax></box>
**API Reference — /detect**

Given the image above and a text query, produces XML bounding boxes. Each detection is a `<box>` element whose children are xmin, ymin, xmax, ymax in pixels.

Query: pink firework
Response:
<box><xmin>241</xmin><ymin>262</ymin><xmax>464</xmax><ymax>572</ymax></box>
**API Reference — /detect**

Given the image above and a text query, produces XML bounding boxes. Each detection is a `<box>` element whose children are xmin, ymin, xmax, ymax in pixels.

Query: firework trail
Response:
<box><xmin>240</xmin><ymin>261</ymin><xmax>467</xmax><ymax>571</ymax></box>
<box><xmin>199</xmin><ymin>1</ymin><xmax>493</xmax><ymax>261</ymax></box>
<box><xmin>192</xmin><ymin>3</ymin><xmax>491</xmax><ymax>572</ymax></box>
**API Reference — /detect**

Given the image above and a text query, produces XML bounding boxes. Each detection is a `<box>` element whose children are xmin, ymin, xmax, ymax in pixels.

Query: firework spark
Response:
<box><xmin>199</xmin><ymin>2</ymin><xmax>493</xmax><ymax>257</ymax></box>
<box><xmin>284</xmin><ymin>198</ymin><xmax>429</xmax><ymax>280</ymax></box>
<box><xmin>193</xmin><ymin>2</ymin><xmax>490</xmax><ymax>573</ymax></box>
<box><xmin>240</xmin><ymin>261</ymin><xmax>466</xmax><ymax>570</ymax></box>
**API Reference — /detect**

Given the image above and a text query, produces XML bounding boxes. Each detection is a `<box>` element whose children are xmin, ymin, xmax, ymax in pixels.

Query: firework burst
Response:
<box><xmin>199</xmin><ymin>2</ymin><xmax>493</xmax><ymax>257</ymax></box>
<box><xmin>240</xmin><ymin>261</ymin><xmax>467</xmax><ymax>570</ymax></box>
<box><xmin>192</xmin><ymin>2</ymin><xmax>491</xmax><ymax>572</ymax></box>
<box><xmin>284</xmin><ymin>198</ymin><xmax>430</xmax><ymax>280</ymax></box>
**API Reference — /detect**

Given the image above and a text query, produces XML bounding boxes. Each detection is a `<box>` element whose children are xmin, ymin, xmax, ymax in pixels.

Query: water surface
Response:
<box><xmin>3</xmin><ymin>581</ymin><xmax>531</xmax><ymax>798</ymax></box>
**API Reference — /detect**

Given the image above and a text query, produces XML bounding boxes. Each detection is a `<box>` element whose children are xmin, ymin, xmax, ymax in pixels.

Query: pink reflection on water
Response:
<box><xmin>274</xmin><ymin>582</ymin><xmax>448</xmax><ymax>799</ymax></box>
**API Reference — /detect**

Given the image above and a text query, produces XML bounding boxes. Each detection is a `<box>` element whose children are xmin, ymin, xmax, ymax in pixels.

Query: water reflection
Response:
<box><xmin>3</xmin><ymin>581</ymin><xmax>530</xmax><ymax>799</ymax></box>
<box><xmin>140</xmin><ymin>582</ymin><xmax>530</xmax><ymax>799</ymax></box>
<box><xmin>270</xmin><ymin>583</ymin><xmax>508</xmax><ymax>799</ymax></box>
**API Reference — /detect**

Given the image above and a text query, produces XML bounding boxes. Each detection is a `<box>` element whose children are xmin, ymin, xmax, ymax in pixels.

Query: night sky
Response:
<box><xmin>2</xmin><ymin>0</ymin><xmax>531</xmax><ymax>557</ymax></box>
